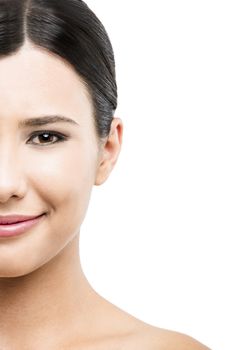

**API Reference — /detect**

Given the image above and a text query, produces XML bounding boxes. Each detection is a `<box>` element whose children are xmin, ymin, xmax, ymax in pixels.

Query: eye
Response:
<box><xmin>27</xmin><ymin>130</ymin><xmax>67</xmax><ymax>146</ymax></box>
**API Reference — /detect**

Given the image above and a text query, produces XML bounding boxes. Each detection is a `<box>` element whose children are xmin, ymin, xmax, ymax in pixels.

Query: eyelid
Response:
<box><xmin>27</xmin><ymin>130</ymin><xmax>68</xmax><ymax>146</ymax></box>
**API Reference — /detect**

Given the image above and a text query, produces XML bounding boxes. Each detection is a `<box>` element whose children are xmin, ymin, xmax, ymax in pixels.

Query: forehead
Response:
<box><xmin>0</xmin><ymin>43</ymin><xmax>93</xmax><ymax>125</ymax></box>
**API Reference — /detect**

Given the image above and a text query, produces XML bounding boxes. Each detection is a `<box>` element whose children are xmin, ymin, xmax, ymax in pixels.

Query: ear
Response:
<box><xmin>95</xmin><ymin>117</ymin><xmax>123</xmax><ymax>186</ymax></box>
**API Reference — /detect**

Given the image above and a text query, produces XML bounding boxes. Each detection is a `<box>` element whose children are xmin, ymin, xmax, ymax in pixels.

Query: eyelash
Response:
<box><xmin>27</xmin><ymin>130</ymin><xmax>68</xmax><ymax>146</ymax></box>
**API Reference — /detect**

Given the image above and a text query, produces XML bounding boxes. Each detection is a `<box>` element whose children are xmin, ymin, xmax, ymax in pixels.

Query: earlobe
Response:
<box><xmin>94</xmin><ymin>117</ymin><xmax>123</xmax><ymax>186</ymax></box>
<box><xmin>95</xmin><ymin>161</ymin><xmax>112</xmax><ymax>186</ymax></box>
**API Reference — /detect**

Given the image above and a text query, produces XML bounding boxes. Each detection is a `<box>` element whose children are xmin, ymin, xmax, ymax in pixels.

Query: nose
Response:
<box><xmin>0</xmin><ymin>148</ymin><xmax>26</xmax><ymax>203</ymax></box>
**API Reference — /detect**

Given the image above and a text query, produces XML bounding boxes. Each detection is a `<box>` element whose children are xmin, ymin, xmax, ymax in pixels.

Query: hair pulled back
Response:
<box><xmin>0</xmin><ymin>0</ymin><xmax>117</xmax><ymax>142</ymax></box>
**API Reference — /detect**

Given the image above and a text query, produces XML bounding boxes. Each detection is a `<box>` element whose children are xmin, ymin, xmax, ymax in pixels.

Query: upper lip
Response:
<box><xmin>0</xmin><ymin>214</ymin><xmax>44</xmax><ymax>225</ymax></box>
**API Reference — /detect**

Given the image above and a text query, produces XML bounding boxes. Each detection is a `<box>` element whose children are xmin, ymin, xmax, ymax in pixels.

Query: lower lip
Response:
<box><xmin>0</xmin><ymin>214</ymin><xmax>46</xmax><ymax>238</ymax></box>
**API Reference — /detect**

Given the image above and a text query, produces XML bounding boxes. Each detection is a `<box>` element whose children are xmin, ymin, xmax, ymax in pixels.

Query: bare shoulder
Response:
<box><xmin>82</xmin><ymin>294</ymin><xmax>211</xmax><ymax>350</ymax></box>
<box><xmin>153</xmin><ymin>327</ymin><xmax>211</xmax><ymax>350</ymax></box>
<box><xmin>123</xmin><ymin>324</ymin><xmax>211</xmax><ymax>350</ymax></box>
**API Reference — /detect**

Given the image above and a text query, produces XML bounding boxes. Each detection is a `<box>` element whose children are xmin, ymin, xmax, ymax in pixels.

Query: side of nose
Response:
<box><xmin>0</xmin><ymin>147</ymin><xmax>26</xmax><ymax>203</ymax></box>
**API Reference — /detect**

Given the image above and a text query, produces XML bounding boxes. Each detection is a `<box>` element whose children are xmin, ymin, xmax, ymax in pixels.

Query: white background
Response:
<box><xmin>79</xmin><ymin>1</ymin><xmax>250</xmax><ymax>350</ymax></box>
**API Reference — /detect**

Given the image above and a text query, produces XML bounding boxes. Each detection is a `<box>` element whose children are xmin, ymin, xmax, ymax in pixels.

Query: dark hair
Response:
<box><xmin>0</xmin><ymin>0</ymin><xmax>117</xmax><ymax>144</ymax></box>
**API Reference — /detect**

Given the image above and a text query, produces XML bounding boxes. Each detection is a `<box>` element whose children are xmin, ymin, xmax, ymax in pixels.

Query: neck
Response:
<box><xmin>0</xmin><ymin>233</ymin><xmax>100</xmax><ymax>348</ymax></box>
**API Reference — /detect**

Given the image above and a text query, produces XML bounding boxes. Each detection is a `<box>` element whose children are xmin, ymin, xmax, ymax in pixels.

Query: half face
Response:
<box><xmin>0</xmin><ymin>42</ymin><xmax>102</xmax><ymax>277</ymax></box>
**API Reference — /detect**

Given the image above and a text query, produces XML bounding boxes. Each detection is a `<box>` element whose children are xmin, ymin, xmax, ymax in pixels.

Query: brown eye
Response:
<box><xmin>28</xmin><ymin>131</ymin><xmax>67</xmax><ymax>146</ymax></box>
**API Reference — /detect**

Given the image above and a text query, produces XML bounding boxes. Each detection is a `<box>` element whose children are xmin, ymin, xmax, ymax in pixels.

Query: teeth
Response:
<box><xmin>1</xmin><ymin>220</ymin><xmax>24</xmax><ymax>225</ymax></box>
<box><xmin>2</xmin><ymin>222</ymin><xmax>19</xmax><ymax>225</ymax></box>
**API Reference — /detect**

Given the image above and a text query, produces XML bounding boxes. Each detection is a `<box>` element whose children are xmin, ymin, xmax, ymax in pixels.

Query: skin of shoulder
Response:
<box><xmin>123</xmin><ymin>325</ymin><xmax>212</xmax><ymax>350</ymax></box>
<box><xmin>156</xmin><ymin>329</ymin><xmax>211</xmax><ymax>350</ymax></box>
<box><xmin>73</xmin><ymin>298</ymin><xmax>212</xmax><ymax>350</ymax></box>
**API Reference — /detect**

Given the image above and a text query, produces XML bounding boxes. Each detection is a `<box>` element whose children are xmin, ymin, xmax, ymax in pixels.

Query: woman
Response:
<box><xmin>0</xmin><ymin>0</ymin><xmax>210</xmax><ymax>348</ymax></box>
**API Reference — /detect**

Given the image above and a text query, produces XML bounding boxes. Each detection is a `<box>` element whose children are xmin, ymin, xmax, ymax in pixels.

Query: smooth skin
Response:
<box><xmin>0</xmin><ymin>41</ymin><xmax>210</xmax><ymax>350</ymax></box>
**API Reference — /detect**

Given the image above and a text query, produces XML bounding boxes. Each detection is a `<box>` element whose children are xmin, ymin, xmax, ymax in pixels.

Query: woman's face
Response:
<box><xmin>0</xmin><ymin>43</ymin><xmax>119</xmax><ymax>278</ymax></box>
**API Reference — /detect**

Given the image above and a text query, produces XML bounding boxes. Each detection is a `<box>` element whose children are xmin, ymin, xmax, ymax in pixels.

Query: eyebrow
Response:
<box><xmin>18</xmin><ymin>115</ymin><xmax>80</xmax><ymax>128</ymax></box>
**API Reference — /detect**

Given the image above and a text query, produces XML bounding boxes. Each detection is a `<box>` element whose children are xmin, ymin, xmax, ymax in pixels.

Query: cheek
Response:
<box><xmin>27</xmin><ymin>145</ymin><xmax>96</xmax><ymax>229</ymax></box>
<box><xmin>0</xmin><ymin>145</ymin><xmax>97</xmax><ymax>277</ymax></box>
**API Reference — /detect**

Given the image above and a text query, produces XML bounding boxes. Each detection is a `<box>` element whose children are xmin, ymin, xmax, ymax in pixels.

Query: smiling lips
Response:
<box><xmin>0</xmin><ymin>214</ymin><xmax>44</xmax><ymax>225</ymax></box>
<box><xmin>0</xmin><ymin>213</ymin><xmax>46</xmax><ymax>238</ymax></box>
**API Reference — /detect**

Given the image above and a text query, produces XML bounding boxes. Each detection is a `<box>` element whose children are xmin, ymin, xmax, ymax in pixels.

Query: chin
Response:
<box><xmin>0</xmin><ymin>257</ymin><xmax>41</xmax><ymax>278</ymax></box>
<box><xmin>0</xmin><ymin>265</ymin><xmax>29</xmax><ymax>278</ymax></box>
